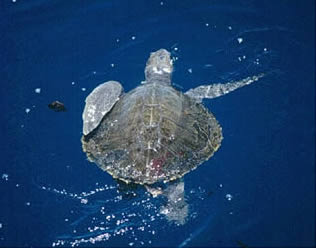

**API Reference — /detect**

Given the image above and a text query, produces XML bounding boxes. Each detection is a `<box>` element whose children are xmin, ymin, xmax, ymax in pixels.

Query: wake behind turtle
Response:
<box><xmin>81</xmin><ymin>49</ymin><xmax>264</xmax><ymax>186</ymax></box>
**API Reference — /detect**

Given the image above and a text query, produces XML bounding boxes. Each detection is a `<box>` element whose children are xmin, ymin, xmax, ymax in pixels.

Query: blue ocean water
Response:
<box><xmin>0</xmin><ymin>0</ymin><xmax>315</xmax><ymax>247</ymax></box>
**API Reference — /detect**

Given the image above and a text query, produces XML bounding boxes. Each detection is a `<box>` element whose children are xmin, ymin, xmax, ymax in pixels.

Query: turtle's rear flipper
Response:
<box><xmin>160</xmin><ymin>180</ymin><xmax>188</xmax><ymax>225</ymax></box>
<box><xmin>185</xmin><ymin>73</ymin><xmax>264</xmax><ymax>102</ymax></box>
<box><xmin>82</xmin><ymin>81</ymin><xmax>123</xmax><ymax>136</ymax></box>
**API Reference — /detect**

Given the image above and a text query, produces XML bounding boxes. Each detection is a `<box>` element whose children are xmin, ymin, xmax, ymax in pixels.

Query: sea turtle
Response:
<box><xmin>81</xmin><ymin>49</ymin><xmax>264</xmax><ymax>223</ymax></box>
<box><xmin>81</xmin><ymin>49</ymin><xmax>264</xmax><ymax>189</ymax></box>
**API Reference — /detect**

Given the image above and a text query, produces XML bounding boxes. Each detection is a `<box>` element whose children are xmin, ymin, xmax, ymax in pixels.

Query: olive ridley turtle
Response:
<box><xmin>81</xmin><ymin>48</ymin><xmax>264</xmax><ymax>223</ymax></box>
<box><xmin>81</xmin><ymin>49</ymin><xmax>263</xmax><ymax>186</ymax></box>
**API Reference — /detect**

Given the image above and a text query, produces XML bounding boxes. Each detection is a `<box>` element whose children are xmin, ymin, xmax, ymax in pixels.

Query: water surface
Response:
<box><xmin>1</xmin><ymin>0</ymin><xmax>315</xmax><ymax>247</ymax></box>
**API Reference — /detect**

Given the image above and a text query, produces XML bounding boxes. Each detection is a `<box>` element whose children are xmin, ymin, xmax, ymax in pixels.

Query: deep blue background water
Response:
<box><xmin>0</xmin><ymin>0</ymin><xmax>315</xmax><ymax>247</ymax></box>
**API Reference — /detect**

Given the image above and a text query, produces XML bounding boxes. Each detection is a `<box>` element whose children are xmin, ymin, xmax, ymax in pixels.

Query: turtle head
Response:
<box><xmin>145</xmin><ymin>49</ymin><xmax>173</xmax><ymax>85</ymax></box>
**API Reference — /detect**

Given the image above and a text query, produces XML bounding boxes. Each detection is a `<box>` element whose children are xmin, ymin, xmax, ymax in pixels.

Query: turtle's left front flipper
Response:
<box><xmin>185</xmin><ymin>73</ymin><xmax>264</xmax><ymax>102</ymax></box>
<box><xmin>82</xmin><ymin>81</ymin><xmax>123</xmax><ymax>136</ymax></box>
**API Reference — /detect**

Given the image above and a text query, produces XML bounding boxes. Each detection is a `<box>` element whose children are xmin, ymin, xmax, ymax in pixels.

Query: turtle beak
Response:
<box><xmin>150</xmin><ymin>49</ymin><xmax>173</xmax><ymax>71</ymax></box>
<box><xmin>145</xmin><ymin>49</ymin><xmax>173</xmax><ymax>75</ymax></box>
<box><xmin>144</xmin><ymin>49</ymin><xmax>173</xmax><ymax>85</ymax></box>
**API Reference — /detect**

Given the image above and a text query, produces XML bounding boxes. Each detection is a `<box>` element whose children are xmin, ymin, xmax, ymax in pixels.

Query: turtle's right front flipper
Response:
<box><xmin>82</xmin><ymin>81</ymin><xmax>123</xmax><ymax>136</ymax></box>
<box><xmin>185</xmin><ymin>73</ymin><xmax>264</xmax><ymax>102</ymax></box>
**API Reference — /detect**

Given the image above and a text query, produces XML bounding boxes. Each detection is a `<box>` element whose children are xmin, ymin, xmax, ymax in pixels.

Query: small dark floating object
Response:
<box><xmin>236</xmin><ymin>240</ymin><xmax>249</xmax><ymax>248</ymax></box>
<box><xmin>48</xmin><ymin>101</ymin><xmax>66</xmax><ymax>112</ymax></box>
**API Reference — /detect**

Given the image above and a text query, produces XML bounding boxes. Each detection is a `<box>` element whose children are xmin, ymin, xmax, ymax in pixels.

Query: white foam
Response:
<box><xmin>2</xmin><ymin>174</ymin><xmax>8</xmax><ymax>181</ymax></box>
<box><xmin>225</xmin><ymin>194</ymin><xmax>233</xmax><ymax>201</ymax></box>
